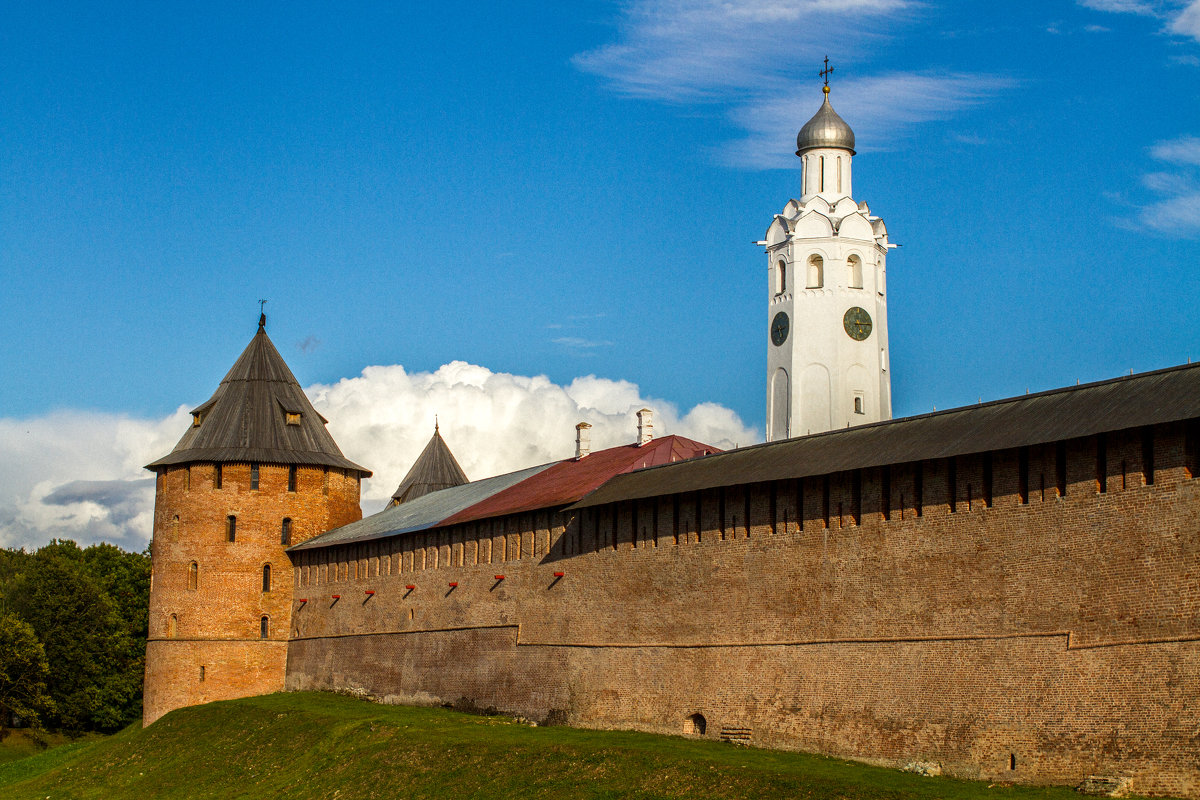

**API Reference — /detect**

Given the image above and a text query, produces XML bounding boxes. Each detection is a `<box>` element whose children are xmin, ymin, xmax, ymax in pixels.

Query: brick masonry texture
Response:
<box><xmin>143</xmin><ymin>461</ymin><xmax>362</xmax><ymax>724</ymax></box>
<box><xmin>283</xmin><ymin>422</ymin><xmax>1200</xmax><ymax>797</ymax></box>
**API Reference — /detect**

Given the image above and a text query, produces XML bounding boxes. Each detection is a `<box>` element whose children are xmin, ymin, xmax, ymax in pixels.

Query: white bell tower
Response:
<box><xmin>761</xmin><ymin>62</ymin><xmax>894</xmax><ymax>441</ymax></box>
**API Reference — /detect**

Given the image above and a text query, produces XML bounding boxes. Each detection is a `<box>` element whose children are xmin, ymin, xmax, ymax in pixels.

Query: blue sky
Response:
<box><xmin>1</xmin><ymin>1</ymin><xmax>1198</xmax><ymax>549</ymax></box>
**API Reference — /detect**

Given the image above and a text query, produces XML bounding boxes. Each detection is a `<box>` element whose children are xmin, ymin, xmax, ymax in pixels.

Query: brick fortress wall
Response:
<box><xmin>285</xmin><ymin>420</ymin><xmax>1200</xmax><ymax>796</ymax></box>
<box><xmin>144</xmin><ymin>461</ymin><xmax>361</xmax><ymax>725</ymax></box>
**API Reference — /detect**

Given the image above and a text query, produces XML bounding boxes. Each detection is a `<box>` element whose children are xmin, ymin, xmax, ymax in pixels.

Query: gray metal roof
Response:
<box><xmin>146</xmin><ymin>317</ymin><xmax>370</xmax><ymax>475</ymax></box>
<box><xmin>571</xmin><ymin>363</ymin><xmax>1200</xmax><ymax>510</ymax></box>
<box><xmin>796</xmin><ymin>92</ymin><xmax>855</xmax><ymax>156</ymax></box>
<box><xmin>390</xmin><ymin>425</ymin><xmax>469</xmax><ymax>504</ymax></box>
<box><xmin>290</xmin><ymin>461</ymin><xmax>554</xmax><ymax>551</ymax></box>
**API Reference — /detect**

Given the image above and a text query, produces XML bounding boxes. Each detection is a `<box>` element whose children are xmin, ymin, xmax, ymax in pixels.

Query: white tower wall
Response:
<box><xmin>762</xmin><ymin>91</ymin><xmax>893</xmax><ymax>441</ymax></box>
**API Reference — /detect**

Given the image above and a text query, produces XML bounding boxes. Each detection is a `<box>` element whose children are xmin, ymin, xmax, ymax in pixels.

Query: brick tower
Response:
<box><xmin>142</xmin><ymin>314</ymin><xmax>370</xmax><ymax>725</ymax></box>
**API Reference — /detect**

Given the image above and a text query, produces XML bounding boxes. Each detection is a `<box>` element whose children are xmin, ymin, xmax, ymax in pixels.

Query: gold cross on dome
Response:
<box><xmin>819</xmin><ymin>56</ymin><xmax>834</xmax><ymax>92</ymax></box>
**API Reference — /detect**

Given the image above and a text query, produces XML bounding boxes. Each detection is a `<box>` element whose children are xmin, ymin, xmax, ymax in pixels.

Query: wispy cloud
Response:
<box><xmin>723</xmin><ymin>72</ymin><xmax>1016</xmax><ymax>168</ymax></box>
<box><xmin>1150</xmin><ymin>135</ymin><xmax>1200</xmax><ymax>164</ymax></box>
<box><xmin>573</xmin><ymin>0</ymin><xmax>1012</xmax><ymax>168</ymax></box>
<box><xmin>297</xmin><ymin>335</ymin><xmax>321</xmax><ymax>354</ymax></box>
<box><xmin>1171</xmin><ymin>0</ymin><xmax>1200</xmax><ymax>38</ymax></box>
<box><xmin>1076</xmin><ymin>0</ymin><xmax>1200</xmax><ymax>42</ymax></box>
<box><xmin>552</xmin><ymin>336</ymin><xmax>615</xmax><ymax>352</ymax></box>
<box><xmin>1135</xmin><ymin>135</ymin><xmax>1200</xmax><ymax>236</ymax></box>
<box><xmin>1078</xmin><ymin>0</ymin><xmax>1156</xmax><ymax>14</ymax></box>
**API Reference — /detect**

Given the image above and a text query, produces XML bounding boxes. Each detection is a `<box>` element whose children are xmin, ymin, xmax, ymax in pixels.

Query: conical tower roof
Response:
<box><xmin>390</xmin><ymin>424</ymin><xmax>468</xmax><ymax>505</ymax></box>
<box><xmin>146</xmin><ymin>316</ymin><xmax>370</xmax><ymax>475</ymax></box>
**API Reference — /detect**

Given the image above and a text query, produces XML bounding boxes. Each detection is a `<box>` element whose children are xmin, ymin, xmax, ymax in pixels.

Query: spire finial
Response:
<box><xmin>258</xmin><ymin>299</ymin><xmax>267</xmax><ymax>331</ymax></box>
<box><xmin>820</xmin><ymin>55</ymin><xmax>833</xmax><ymax>95</ymax></box>
<box><xmin>434</xmin><ymin>414</ymin><xmax>439</xmax><ymax>433</ymax></box>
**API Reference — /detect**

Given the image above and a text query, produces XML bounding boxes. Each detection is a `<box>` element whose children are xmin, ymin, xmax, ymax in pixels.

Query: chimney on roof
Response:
<box><xmin>637</xmin><ymin>408</ymin><xmax>653</xmax><ymax>447</ymax></box>
<box><xmin>575</xmin><ymin>422</ymin><xmax>592</xmax><ymax>460</ymax></box>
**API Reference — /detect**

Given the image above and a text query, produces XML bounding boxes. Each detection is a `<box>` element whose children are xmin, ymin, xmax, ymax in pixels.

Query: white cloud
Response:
<box><xmin>573</xmin><ymin>0</ymin><xmax>1011</xmax><ymax>168</ymax></box>
<box><xmin>1135</xmin><ymin>135</ymin><xmax>1200</xmax><ymax>236</ymax></box>
<box><xmin>311</xmin><ymin>361</ymin><xmax>759</xmax><ymax>511</ymax></box>
<box><xmin>0</xmin><ymin>362</ymin><xmax>757</xmax><ymax>551</ymax></box>
<box><xmin>0</xmin><ymin>409</ymin><xmax>188</xmax><ymax>551</ymax></box>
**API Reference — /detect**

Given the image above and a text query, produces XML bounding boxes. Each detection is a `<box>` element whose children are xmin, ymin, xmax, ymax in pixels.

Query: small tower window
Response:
<box><xmin>262</xmin><ymin>564</ymin><xmax>271</xmax><ymax>593</ymax></box>
<box><xmin>226</xmin><ymin>515</ymin><xmax>236</xmax><ymax>542</ymax></box>
<box><xmin>807</xmin><ymin>255</ymin><xmax>824</xmax><ymax>289</ymax></box>
<box><xmin>250</xmin><ymin>463</ymin><xmax>260</xmax><ymax>491</ymax></box>
<box><xmin>819</xmin><ymin>155</ymin><xmax>825</xmax><ymax>192</ymax></box>
<box><xmin>260</xmin><ymin>615</ymin><xmax>270</xmax><ymax>639</ymax></box>
<box><xmin>199</xmin><ymin>665</ymin><xmax>206</xmax><ymax>682</ymax></box>
<box><xmin>191</xmin><ymin>412</ymin><xmax>203</xmax><ymax>428</ymax></box>
<box><xmin>287</xmin><ymin>465</ymin><xmax>297</xmax><ymax>493</ymax></box>
<box><xmin>837</xmin><ymin>156</ymin><xmax>843</xmax><ymax>193</ymax></box>
<box><xmin>188</xmin><ymin>561</ymin><xmax>198</xmax><ymax>590</ymax></box>
<box><xmin>214</xmin><ymin>463</ymin><xmax>223</xmax><ymax>489</ymax></box>
<box><xmin>853</xmin><ymin>393</ymin><xmax>864</xmax><ymax>415</ymax></box>
<box><xmin>168</xmin><ymin>614</ymin><xmax>178</xmax><ymax>638</ymax></box>
<box><xmin>848</xmin><ymin>255</ymin><xmax>863</xmax><ymax>289</ymax></box>
<box><xmin>286</xmin><ymin>411</ymin><xmax>301</xmax><ymax>426</ymax></box>
<box><xmin>281</xmin><ymin>518</ymin><xmax>292</xmax><ymax>546</ymax></box>
<box><xmin>776</xmin><ymin>260</ymin><xmax>787</xmax><ymax>294</ymax></box>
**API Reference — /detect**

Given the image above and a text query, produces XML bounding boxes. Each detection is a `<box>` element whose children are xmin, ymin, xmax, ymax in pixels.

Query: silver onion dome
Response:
<box><xmin>796</xmin><ymin>90</ymin><xmax>856</xmax><ymax>156</ymax></box>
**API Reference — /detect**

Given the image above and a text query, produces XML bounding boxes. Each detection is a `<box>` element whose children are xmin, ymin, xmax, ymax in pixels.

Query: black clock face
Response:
<box><xmin>843</xmin><ymin>307</ymin><xmax>873</xmax><ymax>341</ymax></box>
<box><xmin>770</xmin><ymin>311</ymin><xmax>790</xmax><ymax>346</ymax></box>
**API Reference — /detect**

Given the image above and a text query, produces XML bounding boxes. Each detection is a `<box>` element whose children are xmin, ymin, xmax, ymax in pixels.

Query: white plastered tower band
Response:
<box><xmin>762</xmin><ymin>79</ymin><xmax>894</xmax><ymax>441</ymax></box>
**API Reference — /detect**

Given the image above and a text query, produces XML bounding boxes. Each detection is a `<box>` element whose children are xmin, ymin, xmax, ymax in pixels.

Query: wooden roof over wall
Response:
<box><xmin>571</xmin><ymin>362</ymin><xmax>1200</xmax><ymax>510</ymax></box>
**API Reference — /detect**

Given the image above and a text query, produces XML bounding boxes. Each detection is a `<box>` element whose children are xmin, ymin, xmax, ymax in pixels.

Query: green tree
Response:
<box><xmin>0</xmin><ymin>611</ymin><xmax>54</xmax><ymax>730</ymax></box>
<box><xmin>5</xmin><ymin>541</ymin><xmax>135</xmax><ymax>731</ymax></box>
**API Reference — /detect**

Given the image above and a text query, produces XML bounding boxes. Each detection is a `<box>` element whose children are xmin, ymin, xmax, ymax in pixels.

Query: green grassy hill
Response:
<box><xmin>0</xmin><ymin>693</ymin><xmax>1141</xmax><ymax>800</ymax></box>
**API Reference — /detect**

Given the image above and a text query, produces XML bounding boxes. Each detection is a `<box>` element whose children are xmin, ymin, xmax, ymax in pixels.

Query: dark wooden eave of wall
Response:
<box><xmin>571</xmin><ymin>362</ymin><xmax>1200</xmax><ymax>510</ymax></box>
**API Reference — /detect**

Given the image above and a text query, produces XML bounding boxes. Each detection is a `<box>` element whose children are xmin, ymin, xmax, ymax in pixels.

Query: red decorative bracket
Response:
<box><xmin>553</xmin><ymin>572</ymin><xmax>564</xmax><ymax>578</ymax></box>
<box><xmin>331</xmin><ymin>594</ymin><xmax>341</xmax><ymax>600</ymax></box>
<box><xmin>405</xmin><ymin>584</ymin><xmax>416</xmax><ymax>590</ymax></box>
<box><xmin>298</xmin><ymin>598</ymin><xmax>308</xmax><ymax>604</ymax></box>
<box><xmin>494</xmin><ymin>575</ymin><xmax>505</xmax><ymax>581</ymax></box>
<box><xmin>365</xmin><ymin>590</ymin><xmax>375</xmax><ymax>596</ymax></box>
<box><xmin>448</xmin><ymin>582</ymin><xmax>458</xmax><ymax>587</ymax></box>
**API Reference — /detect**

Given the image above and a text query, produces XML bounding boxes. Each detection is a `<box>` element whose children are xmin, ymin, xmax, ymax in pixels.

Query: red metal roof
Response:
<box><xmin>439</xmin><ymin>435</ymin><xmax>718</xmax><ymax>526</ymax></box>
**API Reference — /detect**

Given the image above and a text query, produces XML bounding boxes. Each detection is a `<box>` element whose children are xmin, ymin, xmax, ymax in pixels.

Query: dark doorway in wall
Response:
<box><xmin>684</xmin><ymin>713</ymin><xmax>707</xmax><ymax>736</ymax></box>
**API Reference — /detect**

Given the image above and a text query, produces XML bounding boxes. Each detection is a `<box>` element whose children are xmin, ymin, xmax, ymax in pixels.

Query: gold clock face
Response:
<box><xmin>843</xmin><ymin>307</ymin><xmax>872</xmax><ymax>341</ymax></box>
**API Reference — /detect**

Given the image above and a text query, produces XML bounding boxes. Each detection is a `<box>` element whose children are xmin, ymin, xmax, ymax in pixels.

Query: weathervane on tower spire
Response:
<box><xmin>258</xmin><ymin>299</ymin><xmax>267</xmax><ymax>331</ymax></box>
<box><xmin>819</xmin><ymin>56</ymin><xmax>834</xmax><ymax>95</ymax></box>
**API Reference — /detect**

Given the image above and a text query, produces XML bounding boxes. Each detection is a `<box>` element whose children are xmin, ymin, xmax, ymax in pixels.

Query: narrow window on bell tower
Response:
<box><xmin>819</xmin><ymin>156</ymin><xmax>825</xmax><ymax>192</ymax></box>
<box><xmin>777</xmin><ymin>260</ymin><xmax>787</xmax><ymax>294</ymax></box>
<box><xmin>250</xmin><ymin>463</ymin><xmax>260</xmax><ymax>491</ymax></box>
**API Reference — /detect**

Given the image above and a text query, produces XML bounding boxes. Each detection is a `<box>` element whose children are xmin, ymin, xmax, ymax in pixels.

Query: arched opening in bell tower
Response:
<box><xmin>807</xmin><ymin>255</ymin><xmax>824</xmax><ymax>289</ymax></box>
<box><xmin>776</xmin><ymin>259</ymin><xmax>787</xmax><ymax>294</ymax></box>
<box><xmin>848</xmin><ymin>255</ymin><xmax>863</xmax><ymax>289</ymax></box>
